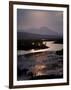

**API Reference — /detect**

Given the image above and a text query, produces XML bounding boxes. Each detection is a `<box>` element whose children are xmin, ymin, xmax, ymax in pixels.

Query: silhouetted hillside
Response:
<box><xmin>17</xmin><ymin>26</ymin><xmax>62</xmax><ymax>40</ymax></box>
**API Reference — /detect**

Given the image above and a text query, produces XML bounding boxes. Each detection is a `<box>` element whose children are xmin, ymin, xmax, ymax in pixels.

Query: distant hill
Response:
<box><xmin>17</xmin><ymin>31</ymin><xmax>62</xmax><ymax>40</ymax></box>
<box><xmin>17</xmin><ymin>27</ymin><xmax>62</xmax><ymax>40</ymax></box>
<box><xmin>23</xmin><ymin>27</ymin><xmax>58</xmax><ymax>35</ymax></box>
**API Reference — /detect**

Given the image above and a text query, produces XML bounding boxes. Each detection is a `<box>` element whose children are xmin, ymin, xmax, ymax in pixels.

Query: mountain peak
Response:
<box><xmin>21</xmin><ymin>26</ymin><xmax>57</xmax><ymax>36</ymax></box>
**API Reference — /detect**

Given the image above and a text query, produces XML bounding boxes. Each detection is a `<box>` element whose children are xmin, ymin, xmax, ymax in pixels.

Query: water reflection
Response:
<box><xmin>17</xmin><ymin>41</ymin><xmax>63</xmax><ymax>55</ymax></box>
<box><xmin>17</xmin><ymin>51</ymin><xmax>63</xmax><ymax>80</ymax></box>
<box><xmin>17</xmin><ymin>41</ymin><xmax>63</xmax><ymax>80</ymax></box>
<box><xmin>32</xmin><ymin>64</ymin><xmax>46</xmax><ymax>76</ymax></box>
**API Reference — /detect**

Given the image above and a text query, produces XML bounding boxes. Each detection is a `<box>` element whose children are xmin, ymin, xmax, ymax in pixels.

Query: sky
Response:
<box><xmin>17</xmin><ymin>9</ymin><xmax>63</xmax><ymax>35</ymax></box>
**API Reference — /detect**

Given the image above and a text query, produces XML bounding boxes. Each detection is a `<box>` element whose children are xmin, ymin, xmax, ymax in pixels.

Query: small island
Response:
<box><xmin>17</xmin><ymin>40</ymin><xmax>49</xmax><ymax>50</ymax></box>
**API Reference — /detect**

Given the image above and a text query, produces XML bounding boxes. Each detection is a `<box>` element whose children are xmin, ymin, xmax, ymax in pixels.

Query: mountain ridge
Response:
<box><xmin>17</xmin><ymin>27</ymin><xmax>62</xmax><ymax>40</ymax></box>
<box><xmin>18</xmin><ymin>26</ymin><xmax>58</xmax><ymax>36</ymax></box>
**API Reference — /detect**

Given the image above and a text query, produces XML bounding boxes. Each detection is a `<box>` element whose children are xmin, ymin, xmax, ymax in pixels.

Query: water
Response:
<box><xmin>17</xmin><ymin>41</ymin><xmax>63</xmax><ymax>55</ymax></box>
<box><xmin>17</xmin><ymin>41</ymin><xmax>63</xmax><ymax>80</ymax></box>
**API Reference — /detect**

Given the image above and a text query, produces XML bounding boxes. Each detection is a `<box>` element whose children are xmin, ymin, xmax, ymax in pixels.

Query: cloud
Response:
<box><xmin>17</xmin><ymin>9</ymin><xmax>63</xmax><ymax>35</ymax></box>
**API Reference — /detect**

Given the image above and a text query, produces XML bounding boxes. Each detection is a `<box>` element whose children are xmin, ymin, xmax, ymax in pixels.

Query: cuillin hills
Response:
<box><xmin>17</xmin><ymin>27</ymin><xmax>62</xmax><ymax>40</ymax></box>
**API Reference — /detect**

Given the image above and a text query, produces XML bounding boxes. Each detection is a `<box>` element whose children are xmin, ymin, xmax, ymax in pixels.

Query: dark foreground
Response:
<box><xmin>17</xmin><ymin>50</ymin><xmax>63</xmax><ymax>81</ymax></box>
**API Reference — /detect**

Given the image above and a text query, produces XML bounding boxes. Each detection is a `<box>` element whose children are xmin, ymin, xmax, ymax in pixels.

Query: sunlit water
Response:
<box><xmin>17</xmin><ymin>41</ymin><xmax>63</xmax><ymax>55</ymax></box>
<box><xmin>17</xmin><ymin>41</ymin><xmax>63</xmax><ymax>80</ymax></box>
